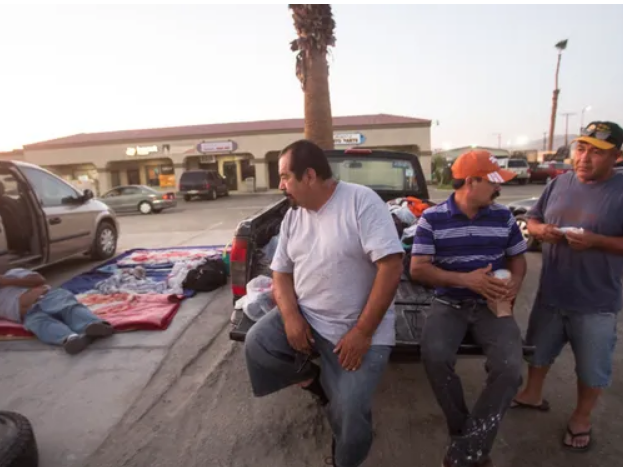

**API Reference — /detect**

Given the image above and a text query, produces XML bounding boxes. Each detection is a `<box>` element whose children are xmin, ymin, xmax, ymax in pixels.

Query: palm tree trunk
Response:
<box><xmin>303</xmin><ymin>50</ymin><xmax>334</xmax><ymax>150</ymax></box>
<box><xmin>547</xmin><ymin>52</ymin><xmax>562</xmax><ymax>151</ymax></box>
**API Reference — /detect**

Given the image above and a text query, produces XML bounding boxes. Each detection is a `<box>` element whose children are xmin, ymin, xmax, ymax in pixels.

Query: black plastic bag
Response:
<box><xmin>183</xmin><ymin>258</ymin><xmax>228</xmax><ymax>292</ymax></box>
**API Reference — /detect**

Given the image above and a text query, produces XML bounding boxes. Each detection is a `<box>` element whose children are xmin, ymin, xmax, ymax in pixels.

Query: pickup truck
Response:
<box><xmin>228</xmin><ymin>149</ymin><xmax>534</xmax><ymax>360</ymax></box>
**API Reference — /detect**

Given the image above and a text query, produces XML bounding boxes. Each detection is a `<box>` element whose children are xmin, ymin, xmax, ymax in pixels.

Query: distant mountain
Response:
<box><xmin>522</xmin><ymin>134</ymin><xmax>578</xmax><ymax>151</ymax></box>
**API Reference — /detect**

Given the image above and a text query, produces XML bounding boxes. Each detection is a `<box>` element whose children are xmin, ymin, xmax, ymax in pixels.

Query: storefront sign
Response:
<box><xmin>126</xmin><ymin>145</ymin><xmax>159</xmax><ymax>157</ymax></box>
<box><xmin>334</xmin><ymin>133</ymin><xmax>366</xmax><ymax>146</ymax></box>
<box><xmin>196</xmin><ymin>140</ymin><xmax>237</xmax><ymax>154</ymax></box>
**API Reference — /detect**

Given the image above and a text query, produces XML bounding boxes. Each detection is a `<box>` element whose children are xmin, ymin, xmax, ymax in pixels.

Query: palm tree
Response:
<box><xmin>547</xmin><ymin>39</ymin><xmax>568</xmax><ymax>151</ymax></box>
<box><xmin>289</xmin><ymin>4</ymin><xmax>336</xmax><ymax>149</ymax></box>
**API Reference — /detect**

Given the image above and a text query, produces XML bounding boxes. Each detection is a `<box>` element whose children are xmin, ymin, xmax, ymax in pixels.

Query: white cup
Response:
<box><xmin>488</xmin><ymin>269</ymin><xmax>513</xmax><ymax>317</ymax></box>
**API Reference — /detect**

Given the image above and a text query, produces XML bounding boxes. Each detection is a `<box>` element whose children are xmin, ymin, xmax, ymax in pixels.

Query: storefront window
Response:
<box><xmin>110</xmin><ymin>170</ymin><xmax>121</xmax><ymax>188</ymax></box>
<box><xmin>127</xmin><ymin>169</ymin><xmax>140</xmax><ymax>185</ymax></box>
<box><xmin>145</xmin><ymin>164</ymin><xmax>176</xmax><ymax>188</ymax></box>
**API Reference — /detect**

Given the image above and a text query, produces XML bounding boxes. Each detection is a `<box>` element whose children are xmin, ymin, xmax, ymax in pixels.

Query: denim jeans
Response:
<box><xmin>421</xmin><ymin>298</ymin><xmax>523</xmax><ymax>467</ymax></box>
<box><xmin>244</xmin><ymin>307</ymin><xmax>391</xmax><ymax>467</ymax></box>
<box><xmin>22</xmin><ymin>288</ymin><xmax>104</xmax><ymax>345</ymax></box>
<box><xmin>526</xmin><ymin>297</ymin><xmax>618</xmax><ymax>388</ymax></box>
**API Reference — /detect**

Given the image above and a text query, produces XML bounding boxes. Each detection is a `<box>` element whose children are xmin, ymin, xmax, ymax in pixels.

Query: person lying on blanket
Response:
<box><xmin>0</xmin><ymin>268</ymin><xmax>114</xmax><ymax>354</ymax></box>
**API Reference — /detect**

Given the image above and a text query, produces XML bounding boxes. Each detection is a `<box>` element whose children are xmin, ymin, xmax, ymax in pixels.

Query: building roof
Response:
<box><xmin>25</xmin><ymin>113</ymin><xmax>430</xmax><ymax>150</ymax></box>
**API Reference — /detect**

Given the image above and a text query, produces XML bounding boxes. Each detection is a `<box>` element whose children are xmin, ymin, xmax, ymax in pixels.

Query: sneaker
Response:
<box><xmin>85</xmin><ymin>321</ymin><xmax>114</xmax><ymax>338</ymax></box>
<box><xmin>63</xmin><ymin>334</ymin><xmax>91</xmax><ymax>355</ymax></box>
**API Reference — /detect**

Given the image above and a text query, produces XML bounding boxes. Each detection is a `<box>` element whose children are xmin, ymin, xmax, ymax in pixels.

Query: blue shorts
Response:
<box><xmin>526</xmin><ymin>300</ymin><xmax>618</xmax><ymax>388</ymax></box>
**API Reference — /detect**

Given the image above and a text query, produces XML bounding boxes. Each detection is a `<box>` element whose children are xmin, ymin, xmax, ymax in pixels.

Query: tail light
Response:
<box><xmin>205</xmin><ymin>183</ymin><xmax>211</xmax><ymax>189</ymax></box>
<box><xmin>230</xmin><ymin>238</ymin><xmax>248</xmax><ymax>297</ymax></box>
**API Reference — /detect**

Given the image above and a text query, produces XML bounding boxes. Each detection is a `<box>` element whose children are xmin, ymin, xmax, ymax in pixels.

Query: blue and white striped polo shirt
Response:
<box><xmin>411</xmin><ymin>193</ymin><xmax>527</xmax><ymax>299</ymax></box>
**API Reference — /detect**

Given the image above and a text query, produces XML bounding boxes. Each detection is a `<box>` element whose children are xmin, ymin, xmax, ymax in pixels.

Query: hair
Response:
<box><xmin>279</xmin><ymin>139</ymin><xmax>333</xmax><ymax>181</ymax></box>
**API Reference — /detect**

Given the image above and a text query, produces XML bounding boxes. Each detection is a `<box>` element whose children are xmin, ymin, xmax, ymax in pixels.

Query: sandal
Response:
<box><xmin>562</xmin><ymin>426</ymin><xmax>592</xmax><ymax>452</ymax></box>
<box><xmin>509</xmin><ymin>399</ymin><xmax>550</xmax><ymax>412</ymax></box>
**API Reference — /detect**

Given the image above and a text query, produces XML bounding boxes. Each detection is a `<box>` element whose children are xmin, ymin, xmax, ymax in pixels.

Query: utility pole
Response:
<box><xmin>548</xmin><ymin>39</ymin><xmax>568</xmax><ymax>151</ymax></box>
<box><xmin>492</xmin><ymin>133</ymin><xmax>502</xmax><ymax>149</ymax></box>
<box><xmin>560</xmin><ymin>112</ymin><xmax>577</xmax><ymax>147</ymax></box>
<box><xmin>542</xmin><ymin>132</ymin><xmax>547</xmax><ymax>151</ymax></box>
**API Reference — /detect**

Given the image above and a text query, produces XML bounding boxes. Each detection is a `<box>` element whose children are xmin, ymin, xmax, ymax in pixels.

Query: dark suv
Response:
<box><xmin>179</xmin><ymin>170</ymin><xmax>229</xmax><ymax>201</ymax></box>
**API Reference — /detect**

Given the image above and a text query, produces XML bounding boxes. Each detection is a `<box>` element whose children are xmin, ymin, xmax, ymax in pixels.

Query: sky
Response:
<box><xmin>1</xmin><ymin>4</ymin><xmax>622</xmax><ymax>152</ymax></box>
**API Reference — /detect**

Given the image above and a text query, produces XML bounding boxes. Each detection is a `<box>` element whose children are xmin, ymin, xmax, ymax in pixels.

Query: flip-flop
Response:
<box><xmin>510</xmin><ymin>399</ymin><xmax>550</xmax><ymax>412</ymax></box>
<box><xmin>562</xmin><ymin>426</ymin><xmax>592</xmax><ymax>452</ymax></box>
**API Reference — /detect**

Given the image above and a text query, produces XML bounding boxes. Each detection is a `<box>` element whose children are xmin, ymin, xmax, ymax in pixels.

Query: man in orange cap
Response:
<box><xmin>513</xmin><ymin>121</ymin><xmax>623</xmax><ymax>452</ymax></box>
<box><xmin>411</xmin><ymin>149</ymin><xmax>528</xmax><ymax>467</ymax></box>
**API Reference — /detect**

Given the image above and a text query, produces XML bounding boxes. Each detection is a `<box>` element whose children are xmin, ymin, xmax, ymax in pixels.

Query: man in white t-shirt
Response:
<box><xmin>244</xmin><ymin>140</ymin><xmax>405</xmax><ymax>467</ymax></box>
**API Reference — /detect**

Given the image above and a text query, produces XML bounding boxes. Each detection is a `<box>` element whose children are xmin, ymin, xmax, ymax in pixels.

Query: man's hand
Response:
<box><xmin>334</xmin><ymin>327</ymin><xmax>372</xmax><ymax>371</ymax></box>
<box><xmin>537</xmin><ymin>224</ymin><xmax>565</xmax><ymax>244</ymax></box>
<box><xmin>462</xmin><ymin>264</ymin><xmax>509</xmax><ymax>301</ymax></box>
<box><xmin>504</xmin><ymin>276</ymin><xmax>522</xmax><ymax>301</ymax></box>
<box><xmin>283</xmin><ymin>313</ymin><xmax>315</xmax><ymax>355</ymax></box>
<box><xmin>566</xmin><ymin>230</ymin><xmax>598</xmax><ymax>251</ymax></box>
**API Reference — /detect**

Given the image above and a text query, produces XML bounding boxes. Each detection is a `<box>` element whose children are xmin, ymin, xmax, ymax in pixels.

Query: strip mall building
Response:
<box><xmin>15</xmin><ymin>114</ymin><xmax>432</xmax><ymax>196</ymax></box>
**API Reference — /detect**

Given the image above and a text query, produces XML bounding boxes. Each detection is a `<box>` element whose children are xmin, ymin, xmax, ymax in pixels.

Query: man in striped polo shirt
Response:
<box><xmin>410</xmin><ymin>150</ymin><xmax>528</xmax><ymax>467</ymax></box>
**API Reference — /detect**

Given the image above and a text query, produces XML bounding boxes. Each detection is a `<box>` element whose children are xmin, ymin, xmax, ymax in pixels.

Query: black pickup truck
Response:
<box><xmin>228</xmin><ymin>149</ymin><xmax>534</xmax><ymax>360</ymax></box>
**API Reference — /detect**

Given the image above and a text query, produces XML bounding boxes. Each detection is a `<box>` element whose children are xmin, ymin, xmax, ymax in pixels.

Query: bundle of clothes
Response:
<box><xmin>387</xmin><ymin>196</ymin><xmax>432</xmax><ymax>247</ymax></box>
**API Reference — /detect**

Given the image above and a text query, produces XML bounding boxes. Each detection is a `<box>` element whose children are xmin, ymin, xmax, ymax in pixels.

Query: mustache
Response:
<box><xmin>283</xmin><ymin>190</ymin><xmax>299</xmax><ymax>209</ymax></box>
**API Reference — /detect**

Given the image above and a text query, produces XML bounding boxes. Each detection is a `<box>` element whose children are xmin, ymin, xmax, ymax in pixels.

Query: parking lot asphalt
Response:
<box><xmin>14</xmin><ymin>185</ymin><xmax>618</xmax><ymax>467</ymax></box>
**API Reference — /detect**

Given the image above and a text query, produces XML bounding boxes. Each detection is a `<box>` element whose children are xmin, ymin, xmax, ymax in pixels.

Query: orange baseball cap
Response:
<box><xmin>451</xmin><ymin>149</ymin><xmax>516</xmax><ymax>184</ymax></box>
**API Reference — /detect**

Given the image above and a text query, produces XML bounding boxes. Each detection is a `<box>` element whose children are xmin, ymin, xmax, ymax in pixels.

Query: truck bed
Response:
<box><xmin>229</xmin><ymin>269</ymin><xmax>534</xmax><ymax>360</ymax></box>
<box><xmin>227</xmin><ymin>149</ymin><xmax>534</xmax><ymax>360</ymax></box>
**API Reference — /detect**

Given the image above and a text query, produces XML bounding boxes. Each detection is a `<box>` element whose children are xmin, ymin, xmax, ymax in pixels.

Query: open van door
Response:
<box><xmin>0</xmin><ymin>213</ymin><xmax>9</xmax><ymax>273</ymax></box>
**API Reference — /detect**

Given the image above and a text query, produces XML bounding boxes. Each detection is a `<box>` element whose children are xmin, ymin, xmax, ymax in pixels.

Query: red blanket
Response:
<box><xmin>0</xmin><ymin>293</ymin><xmax>181</xmax><ymax>339</ymax></box>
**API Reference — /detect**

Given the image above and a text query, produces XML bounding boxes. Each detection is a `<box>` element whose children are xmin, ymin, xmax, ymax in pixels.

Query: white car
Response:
<box><xmin>497</xmin><ymin>158</ymin><xmax>530</xmax><ymax>185</ymax></box>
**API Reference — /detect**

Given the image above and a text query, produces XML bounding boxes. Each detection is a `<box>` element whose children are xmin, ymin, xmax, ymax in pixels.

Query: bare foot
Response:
<box><xmin>563</xmin><ymin>418</ymin><xmax>592</xmax><ymax>450</ymax></box>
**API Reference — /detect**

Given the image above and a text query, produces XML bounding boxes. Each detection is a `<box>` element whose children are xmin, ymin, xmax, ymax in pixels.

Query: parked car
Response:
<box><xmin>506</xmin><ymin>197</ymin><xmax>540</xmax><ymax>251</ymax></box>
<box><xmin>99</xmin><ymin>184</ymin><xmax>177</xmax><ymax>215</ymax></box>
<box><xmin>529</xmin><ymin>162</ymin><xmax>573</xmax><ymax>184</ymax></box>
<box><xmin>497</xmin><ymin>158</ymin><xmax>530</xmax><ymax>185</ymax></box>
<box><xmin>228</xmin><ymin>149</ymin><xmax>534</xmax><ymax>360</ymax></box>
<box><xmin>0</xmin><ymin>160</ymin><xmax>119</xmax><ymax>274</ymax></box>
<box><xmin>179</xmin><ymin>170</ymin><xmax>229</xmax><ymax>201</ymax></box>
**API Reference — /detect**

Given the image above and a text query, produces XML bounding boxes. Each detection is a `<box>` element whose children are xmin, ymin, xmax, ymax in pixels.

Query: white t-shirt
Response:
<box><xmin>270</xmin><ymin>181</ymin><xmax>404</xmax><ymax>346</ymax></box>
<box><xmin>0</xmin><ymin>268</ymin><xmax>34</xmax><ymax>322</ymax></box>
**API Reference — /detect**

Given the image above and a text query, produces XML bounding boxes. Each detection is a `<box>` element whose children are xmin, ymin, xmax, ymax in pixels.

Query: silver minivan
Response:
<box><xmin>0</xmin><ymin>160</ymin><xmax>120</xmax><ymax>274</ymax></box>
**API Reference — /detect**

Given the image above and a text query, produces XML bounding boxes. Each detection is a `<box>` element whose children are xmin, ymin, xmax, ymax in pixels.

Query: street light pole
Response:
<box><xmin>492</xmin><ymin>133</ymin><xmax>502</xmax><ymax>148</ymax></box>
<box><xmin>580</xmin><ymin>105</ymin><xmax>592</xmax><ymax>133</ymax></box>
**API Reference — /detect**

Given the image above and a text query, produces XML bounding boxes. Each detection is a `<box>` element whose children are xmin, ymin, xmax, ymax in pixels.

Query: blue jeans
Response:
<box><xmin>22</xmin><ymin>288</ymin><xmax>104</xmax><ymax>346</ymax></box>
<box><xmin>526</xmin><ymin>298</ymin><xmax>618</xmax><ymax>388</ymax></box>
<box><xmin>244</xmin><ymin>308</ymin><xmax>391</xmax><ymax>467</ymax></box>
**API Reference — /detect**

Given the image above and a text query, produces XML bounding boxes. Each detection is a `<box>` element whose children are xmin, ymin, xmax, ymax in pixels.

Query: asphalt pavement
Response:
<box><xmin>8</xmin><ymin>185</ymin><xmax>622</xmax><ymax>467</ymax></box>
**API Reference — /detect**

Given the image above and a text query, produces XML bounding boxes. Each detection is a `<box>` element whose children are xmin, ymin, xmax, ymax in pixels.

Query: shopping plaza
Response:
<box><xmin>2</xmin><ymin>114</ymin><xmax>432</xmax><ymax>196</ymax></box>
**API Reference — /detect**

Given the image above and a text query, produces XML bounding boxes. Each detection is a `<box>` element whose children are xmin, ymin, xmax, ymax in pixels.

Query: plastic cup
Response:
<box><xmin>488</xmin><ymin>269</ymin><xmax>513</xmax><ymax>317</ymax></box>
